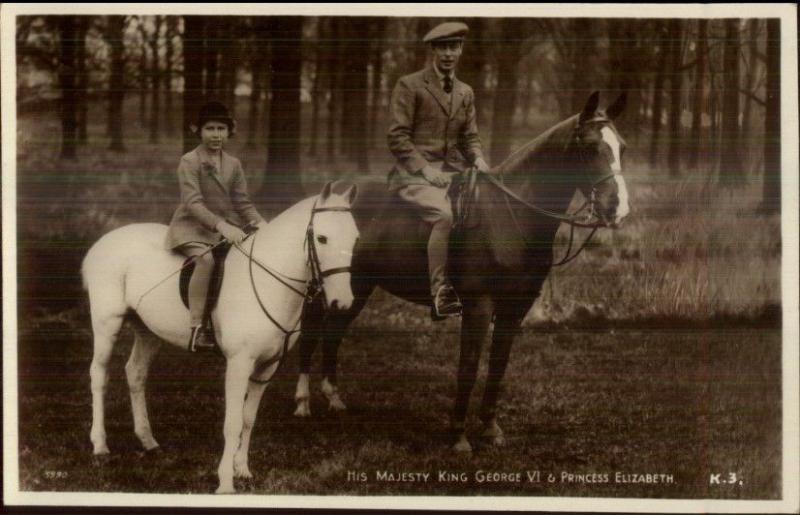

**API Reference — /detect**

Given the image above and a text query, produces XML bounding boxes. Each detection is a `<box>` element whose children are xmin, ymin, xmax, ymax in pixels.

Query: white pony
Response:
<box><xmin>82</xmin><ymin>181</ymin><xmax>359</xmax><ymax>494</ymax></box>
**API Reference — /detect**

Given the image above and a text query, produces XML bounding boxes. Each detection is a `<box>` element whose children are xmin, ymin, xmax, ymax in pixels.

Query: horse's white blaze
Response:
<box><xmin>600</xmin><ymin>126</ymin><xmax>629</xmax><ymax>223</ymax></box>
<box><xmin>613</xmin><ymin>174</ymin><xmax>630</xmax><ymax>221</ymax></box>
<box><xmin>600</xmin><ymin>126</ymin><xmax>622</xmax><ymax>173</ymax></box>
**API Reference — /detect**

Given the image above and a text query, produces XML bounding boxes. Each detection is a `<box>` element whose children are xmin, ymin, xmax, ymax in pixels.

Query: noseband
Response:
<box><xmin>305</xmin><ymin>206</ymin><xmax>353</xmax><ymax>291</ymax></box>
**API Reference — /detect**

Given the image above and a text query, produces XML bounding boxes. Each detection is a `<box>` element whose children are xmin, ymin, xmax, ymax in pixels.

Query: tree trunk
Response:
<box><xmin>203</xmin><ymin>17</ymin><xmax>219</xmax><ymax>100</ymax></box>
<box><xmin>341</xmin><ymin>18</ymin><xmax>371</xmax><ymax>172</ymax></box>
<box><xmin>689</xmin><ymin>19</ymin><xmax>708</xmax><ymax>169</ymax></box>
<box><xmin>106</xmin><ymin>16</ymin><xmax>127</xmax><ymax>152</ymax></box>
<box><xmin>309</xmin><ymin>18</ymin><xmax>325</xmax><ymax>156</ymax></box>
<box><xmin>459</xmin><ymin>18</ymin><xmax>487</xmax><ymax>129</ymax></box>
<box><xmin>58</xmin><ymin>17</ymin><xmax>78</xmax><ymax>160</ymax></box>
<box><xmin>607</xmin><ymin>19</ymin><xmax>643</xmax><ymax>137</ymax></box>
<box><xmin>414</xmin><ymin>19</ymin><xmax>432</xmax><ymax>70</ymax></box>
<box><xmin>369</xmin><ymin>18</ymin><xmax>386</xmax><ymax>150</ymax></box>
<box><xmin>742</xmin><ymin>20</ymin><xmax>760</xmax><ymax>136</ymax></box>
<box><xmin>247</xmin><ymin>45</ymin><xmax>263</xmax><ymax>149</ymax></box>
<box><xmin>667</xmin><ymin>19</ymin><xmax>684</xmax><ymax>178</ymax></box>
<box><xmin>762</xmin><ymin>18</ymin><xmax>780</xmax><ymax>212</ymax></box>
<box><xmin>570</xmin><ymin>19</ymin><xmax>596</xmax><ymax>114</ymax></box>
<box><xmin>649</xmin><ymin>21</ymin><xmax>668</xmax><ymax>168</ymax></box>
<box><xmin>326</xmin><ymin>18</ymin><xmax>342</xmax><ymax>161</ymax></box>
<box><xmin>138</xmin><ymin>21</ymin><xmax>148</xmax><ymax>127</ymax></box>
<box><xmin>149</xmin><ymin>16</ymin><xmax>162</xmax><ymax>143</ymax></box>
<box><xmin>75</xmin><ymin>17</ymin><xmax>89</xmax><ymax>144</ymax></box>
<box><xmin>220</xmin><ymin>17</ymin><xmax>239</xmax><ymax>110</ymax></box>
<box><xmin>262</xmin><ymin>16</ymin><xmax>305</xmax><ymax>214</ymax></box>
<box><xmin>164</xmin><ymin>16</ymin><xmax>177</xmax><ymax>134</ymax></box>
<box><xmin>720</xmin><ymin>19</ymin><xmax>743</xmax><ymax>185</ymax></box>
<box><xmin>183</xmin><ymin>16</ymin><xmax>205</xmax><ymax>152</ymax></box>
<box><xmin>490</xmin><ymin>19</ymin><xmax>525</xmax><ymax>164</ymax></box>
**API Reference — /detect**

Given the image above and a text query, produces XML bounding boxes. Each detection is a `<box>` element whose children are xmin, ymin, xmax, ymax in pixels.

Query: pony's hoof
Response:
<box><xmin>216</xmin><ymin>484</ymin><xmax>236</xmax><ymax>494</ymax></box>
<box><xmin>234</xmin><ymin>463</ymin><xmax>253</xmax><ymax>479</ymax></box>
<box><xmin>452</xmin><ymin>436</ymin><xmax>473</xmax><ymax>453</ymax></box>
<box><xmin>92</xmin><ymin>444</ymin><xmax>110</xmax><ymax>456</ymax></box>
<box><xmin>235</xmin><ymin>470</ymin><xmax>253</xmax><ymax>480</ymax></box>
<box><xmin>293</xmin><ymin>401</ymin><xmax>311</xmax><ymax>418</ymax></box>
<box><xmin>92</xmin><ymin>453</ymin><xmax>111</xmax><ymax>466</ymax></box>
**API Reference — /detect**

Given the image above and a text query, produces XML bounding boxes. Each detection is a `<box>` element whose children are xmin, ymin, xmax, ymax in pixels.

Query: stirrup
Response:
<box><xmin>432</xmin><ymin>284</ymin><xmax>462</xmax><ymax>321</ymax></box>
<box><xmin>189</xmin><ymin>325</ymin><xmax>215</xmax><ymax>353</ymax></box>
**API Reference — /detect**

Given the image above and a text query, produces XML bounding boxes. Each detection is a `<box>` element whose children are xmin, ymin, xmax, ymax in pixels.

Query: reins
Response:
<box><xmin>234</xmin><ymin>202</ymin><xmax>353</xmax><ymax>384</ymax></box>
<box><xmin>133</xmin><ymin>202</ymin><xmax>353</xmax><ymax>385</ymax></box>
<box><xmin>482</xmin><ymin>169</ymin><xmax>613</xmax><ymax>267</ymax></box>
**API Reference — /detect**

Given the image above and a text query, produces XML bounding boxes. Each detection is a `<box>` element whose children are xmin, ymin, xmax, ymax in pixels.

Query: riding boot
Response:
<box><xmin>187</xmin><ymin>252</ymin><xmax>216</xmax><ymax>352</ymax></box>
<box><xmin>428</xmin><ymin>218</ymin><xmax>462</xmax><ymax>321</ymax></box>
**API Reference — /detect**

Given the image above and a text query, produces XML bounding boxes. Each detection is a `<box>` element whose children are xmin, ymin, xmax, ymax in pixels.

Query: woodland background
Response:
<box><xmin>12</xmin><ymin>15</ymin><xmax>783</xmax><ymax>497</ymax></box>
<box><xmin>15</xmin><ymin>15</ymin><xmax>782</xmax><ymax>321</ymax></box>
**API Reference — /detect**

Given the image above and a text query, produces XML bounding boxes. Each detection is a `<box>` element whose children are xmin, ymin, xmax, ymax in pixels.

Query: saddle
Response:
<box><xmin>178</xmin><ymin>242</ymin><xmax>233</xmax><ymax>317</ymax></box>
<box><xmin>451</xmin><ymin>167</ymin><xmax>481</xmax><ymax>231</ymax></box>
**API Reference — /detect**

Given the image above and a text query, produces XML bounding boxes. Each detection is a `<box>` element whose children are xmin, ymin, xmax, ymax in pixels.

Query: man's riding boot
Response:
<box><xmin>428</xmin><ymin>219</ymin><xmax>462</xmax><ymax>321</ymax></box>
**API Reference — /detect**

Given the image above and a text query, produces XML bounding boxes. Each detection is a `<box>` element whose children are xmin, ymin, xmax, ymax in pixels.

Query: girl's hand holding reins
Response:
<box><xmin>216</xmin><ymin>220</ymin><xmax>247</xmax><ymax>243</ymax></box>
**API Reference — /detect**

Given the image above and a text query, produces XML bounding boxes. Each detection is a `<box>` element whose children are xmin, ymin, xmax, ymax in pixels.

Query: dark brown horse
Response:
<box><xmin>294</xmin><ymin>92</ymin><xmax>629</xmax><ymax>452</ymax></box>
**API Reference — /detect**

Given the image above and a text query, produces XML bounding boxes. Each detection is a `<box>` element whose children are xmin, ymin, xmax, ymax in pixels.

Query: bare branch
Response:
<box><xmin>739</xmin><ymin>87</ymin><xmax>766</xmax><ymax>107</ymax></box>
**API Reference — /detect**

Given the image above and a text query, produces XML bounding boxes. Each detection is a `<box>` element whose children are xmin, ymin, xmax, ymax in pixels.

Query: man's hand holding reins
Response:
<box><xmin>421</xmin><ymin>165</ymin><xmax>449</xmax><ymax>187</ymax></box>
<box><xmin>474</xmin><ymin>157</ymin><xmax>490</xmax><ymax>174</ymax></box>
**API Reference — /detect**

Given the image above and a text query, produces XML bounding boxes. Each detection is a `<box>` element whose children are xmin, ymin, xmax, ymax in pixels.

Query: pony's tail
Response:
<box><xmin>81</xmin><ymin>235</ymin><xmax>129</xmax><ymax>322</ymax></box>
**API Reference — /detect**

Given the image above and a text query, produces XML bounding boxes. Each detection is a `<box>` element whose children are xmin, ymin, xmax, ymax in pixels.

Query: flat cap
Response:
<box><xmin>423</xmin><ymin>22</ymin><xmax>469</xmax><ymax>43</ymax></box>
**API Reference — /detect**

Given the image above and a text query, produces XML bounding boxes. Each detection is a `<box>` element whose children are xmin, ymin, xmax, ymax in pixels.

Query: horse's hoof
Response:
<box><xmin>452</xmin><ymin>436</ymin><xmax>473</xmax><ymax>453</ymax></box>
<box><xmin>141</xmin><ymin>446</ymin><xmax>163</xmax><ymax>459</ymax></box>
<box><xmin>328</xmin><ymin>396</ymin><xmax>347</xmax><ymax>412</ymax></box>
<box><xmin>487</xmin><ymin>433</ymin><xmax>506</xmax><ymax>447</ymax></box>
<box><xmin>482</xmin><ymin>421</ymin><xmax>506</xmax><ymax>447</ymax></box>
<box><xmin>293</xmin><ymin>402</ymin><xmax>311</xmax><ymax>418</ymax></box>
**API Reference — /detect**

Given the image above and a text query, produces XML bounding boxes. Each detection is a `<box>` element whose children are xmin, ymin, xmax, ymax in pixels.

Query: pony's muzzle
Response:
<box><xmin>323</xmin><ymin>274</ymin><xmax>354</xmax><ymax>311</ymax></box>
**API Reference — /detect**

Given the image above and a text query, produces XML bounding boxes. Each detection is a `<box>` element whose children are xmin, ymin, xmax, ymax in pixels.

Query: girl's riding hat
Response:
<box><xmin>192</xmin><ymin>101</ymin><xmax>236</xmax><ymax>135</ymax></box>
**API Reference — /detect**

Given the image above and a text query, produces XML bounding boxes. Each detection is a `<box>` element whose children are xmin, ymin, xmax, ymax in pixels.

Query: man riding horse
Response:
<box><xmin>388</xmin><ymin>21</ymin><xmax>491</xmax><ymax>320</ymax></box>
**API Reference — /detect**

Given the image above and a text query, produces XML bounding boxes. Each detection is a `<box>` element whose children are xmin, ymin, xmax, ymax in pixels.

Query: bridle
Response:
<box><xmin>485</xmin><ymin>116</ymin><xmax>622</xmax><ymax>266</ymax></box>
<box><xmin>233</xmin><ymin>202</ymin><xmax>353</xmax><ymax>381</ymax></box>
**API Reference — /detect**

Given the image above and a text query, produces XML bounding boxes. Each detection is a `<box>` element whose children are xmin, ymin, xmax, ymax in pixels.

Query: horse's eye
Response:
<box><xmin>316</xmin><ymin>235</ymin><xmax>328</xmax><ymax>245</ymax></box>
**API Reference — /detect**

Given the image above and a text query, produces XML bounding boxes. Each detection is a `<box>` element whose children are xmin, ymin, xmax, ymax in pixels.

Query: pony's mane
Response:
<box><xmin>494</xmin><ymin>114</ymin><xmax>579</xmax><ymax>177</ymax></box>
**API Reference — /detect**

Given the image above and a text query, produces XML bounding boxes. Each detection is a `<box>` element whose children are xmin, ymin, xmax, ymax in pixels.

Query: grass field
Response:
<box><xmin>17</xmin><ymin>306</ymin><xmax>781</xmax><ymax>498</ymax></box>
<box><xmin>12</xmin><ymin>97</ymin><xmax>784</xmax><ymax>499</ymax></box>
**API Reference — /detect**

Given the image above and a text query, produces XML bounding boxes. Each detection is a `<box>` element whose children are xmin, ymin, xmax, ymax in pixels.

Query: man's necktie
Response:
<box><xmin>444</xmin><ymin>76</ymin><xmax>453</xmax><ymax>94</ymax></box>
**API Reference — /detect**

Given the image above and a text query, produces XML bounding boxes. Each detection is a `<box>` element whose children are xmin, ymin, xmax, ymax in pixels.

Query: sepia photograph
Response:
<box><xmin>2</xmin><ymin>3</ymin><xmax>798</xmax><ymax>512</ymax></box>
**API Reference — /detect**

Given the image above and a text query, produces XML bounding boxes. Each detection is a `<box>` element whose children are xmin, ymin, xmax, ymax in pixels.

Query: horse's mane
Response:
<box><xmin>494</xmin><ymin>114</ymin><xmax>579</xmax><ymax>178</ymax></box>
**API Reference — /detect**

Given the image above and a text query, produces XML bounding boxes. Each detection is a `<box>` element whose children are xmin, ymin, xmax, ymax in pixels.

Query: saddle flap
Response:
<box><xmin>451</xmin><ymin>167</ymin><xmax>481</xmax><ymax>231</ymax></box>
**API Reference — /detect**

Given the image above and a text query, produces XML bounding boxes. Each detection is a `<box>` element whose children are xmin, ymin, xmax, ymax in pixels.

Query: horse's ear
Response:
<box><xmin>606</xmin><ymin>92</ymin><xmax>627</xmax><ymax>120</ymax></box>
<box><xmin>320</xmin><ymin>181</ymin><xmax>333</xmax><ymax>202</ymax></box>
<box><xmin>343</xmin><ymin>183</ymin><xmax>359</xmax><ymax>206</ymax></box>
<box><xmin>579</xmin><ymin>91</ymin><xmax>600</xmax><ymax>123</ymax></box>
